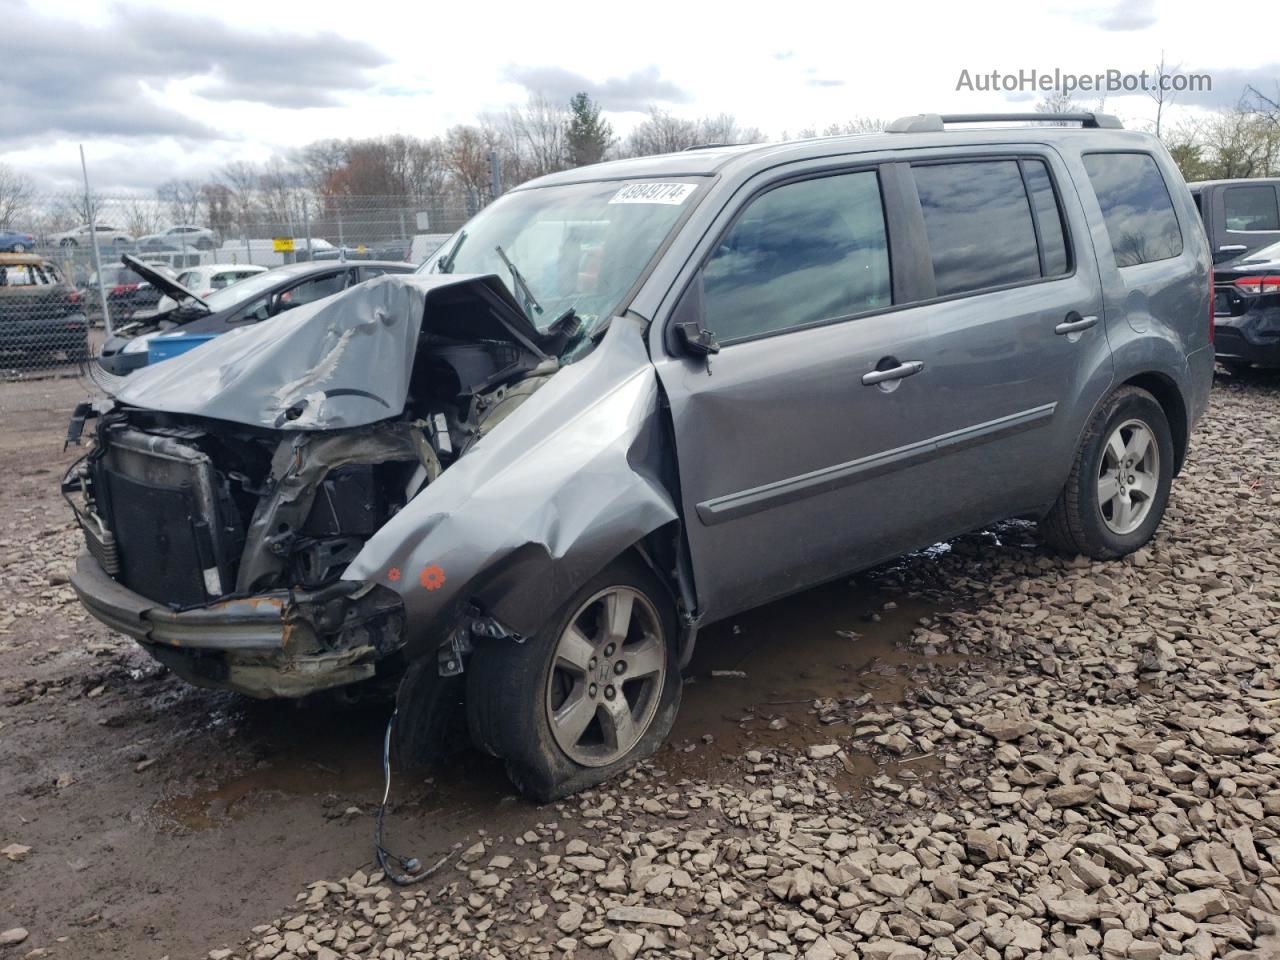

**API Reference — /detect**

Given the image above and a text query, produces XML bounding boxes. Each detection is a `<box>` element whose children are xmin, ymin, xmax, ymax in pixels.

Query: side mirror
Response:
<box><xmin>674</xmin><ymin>321</ymin><xmax>720</xmax><ymax>356</ymax></box>
<box><xmin>668</xmin><ymin>272</ymin><xmax>721</xmax><ymax>358</ymax></box>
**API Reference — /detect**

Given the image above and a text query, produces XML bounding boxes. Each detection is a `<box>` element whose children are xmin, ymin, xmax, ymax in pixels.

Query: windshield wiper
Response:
<box><xmin>436</xmin><ymin>230</ymin><xmax>467</xmax><ymax>273</ymax></box>
<box><xmin>495</xmin><ymin>245</ymin><xmax>543</xmax><ymax>322</ymax></box>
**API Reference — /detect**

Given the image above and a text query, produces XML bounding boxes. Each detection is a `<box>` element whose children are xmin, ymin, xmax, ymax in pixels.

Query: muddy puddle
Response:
<box><xmin>154</xmin><ymin>574</ymin><xmax>974</xmax><ymax>831</ymax></box>
<box><xmin>663</xmin><ymin>576</ymin><xmax>977</xmax><ymax>789</ymax></box>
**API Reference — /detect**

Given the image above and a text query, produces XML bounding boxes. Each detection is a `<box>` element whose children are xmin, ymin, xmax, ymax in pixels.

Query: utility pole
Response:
<box><xmin>79</xmin><ymin>145</ymin><xmax>112</xmax><ymax>337</ymax></box>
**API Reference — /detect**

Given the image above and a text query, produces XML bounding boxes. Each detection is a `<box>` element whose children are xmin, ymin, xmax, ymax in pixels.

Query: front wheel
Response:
<box><xmin>466</xmin><ymin>555</ymin><xmax>681</xmax><ymax>802</ymax></box>
<box><xmin>1040</xmin><ymin>386</ymin><xmax>1174</xmax><ymax>559</ymax></box>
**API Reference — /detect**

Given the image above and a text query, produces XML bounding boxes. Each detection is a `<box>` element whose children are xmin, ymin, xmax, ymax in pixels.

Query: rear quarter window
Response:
<box><xmin>1082</xmin><ymin>152</ymin><xmax>1183</xmax><ymax>267</ymax></box>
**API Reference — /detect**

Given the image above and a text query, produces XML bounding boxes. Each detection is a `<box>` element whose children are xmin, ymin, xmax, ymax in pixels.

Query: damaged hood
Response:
<box><xmin>111</xmin><ymin>273</ymin><xmax>548</xmax><ymax>430</ymax></box>
<box><xmin>121</xmin><ymin>253</ymin><xmax>208</xmax><ymax>310</ymax></box>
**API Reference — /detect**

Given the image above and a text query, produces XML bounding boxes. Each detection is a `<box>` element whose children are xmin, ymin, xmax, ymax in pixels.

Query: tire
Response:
<box><xmin>1041</xmin><ymin>386</ymin><xmax>1174</xmax><ymax>560</ymax></box>
<box><xmin>60</xmin><ymin>238</ymin><xmax>77</xmax><ymax>248</ymax></box>
<box><xmin>466</xmin><ymin>555</ymin><xmax>682</xmax><ymax>802</ymax></box>
<box><xmin>12</xmin><ymin>243</ymin><xmax>25</xmax><ymax>253</ymax></box>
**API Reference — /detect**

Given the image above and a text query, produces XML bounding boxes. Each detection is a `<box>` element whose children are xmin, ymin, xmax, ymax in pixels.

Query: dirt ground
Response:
<box><xmin>1</xmin><ymin>367</ymin><xmax>1276</xmax><ymax>959</ymax></box>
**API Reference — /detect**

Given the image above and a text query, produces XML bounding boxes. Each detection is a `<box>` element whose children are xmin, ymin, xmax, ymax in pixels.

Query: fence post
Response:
<box><xmin>488</xmin><ymin>151</ymin><xmax>503</xmax><ymax>200</ymax></box>
<box><xmin>336</xmin><ymin>210</ymin><xmax>345</xmax><ymax>262</ymax></box>
<box><xmin>243</xmin><ymin>234</ymin><xmax>252</xmax><ymax>266</ymax></box>
<box><xmin>79</xmin><ymin>145</ymin><xmax>112</xmax><ymax>337</ymax></box>
<box><xmin>302</xmin><ymin>198</ymin><xmax>313</xmax><ymax>262</ymax></box>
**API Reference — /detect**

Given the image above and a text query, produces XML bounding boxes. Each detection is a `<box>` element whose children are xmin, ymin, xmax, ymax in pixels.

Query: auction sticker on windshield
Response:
<box><xmin>609</xmin><ymin>182</ymin><xmax>697</xmax><ymax>205</ymax></box>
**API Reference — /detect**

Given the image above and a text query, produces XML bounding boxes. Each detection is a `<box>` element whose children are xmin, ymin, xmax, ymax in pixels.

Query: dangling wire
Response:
<box><xmin>374</xmin><ymin>708</ymin><xmax>451</xmax><ymax>886</ymax></box>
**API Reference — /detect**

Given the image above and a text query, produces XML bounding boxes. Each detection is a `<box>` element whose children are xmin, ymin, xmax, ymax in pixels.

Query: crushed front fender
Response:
<box><xmin>344</xmin><ymin>314</ymin><xmax>680</xmax><ymax>656</ymax></box>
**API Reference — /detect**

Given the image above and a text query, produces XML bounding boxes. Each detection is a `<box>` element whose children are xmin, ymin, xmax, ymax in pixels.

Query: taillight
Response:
<box><xmin>111</xmin><ymin>283</ymin><xmax>139</xmax><ymax>295</ymax></box>
<box><xmin>1232</xmin><ymin>275</ymin><xmax>1280</xmax><ymax>295</ymax></box>
<box><xmin>65</xmin><ymin>290</ymin><xmax>83</xmax><ymax>305</ymax></box>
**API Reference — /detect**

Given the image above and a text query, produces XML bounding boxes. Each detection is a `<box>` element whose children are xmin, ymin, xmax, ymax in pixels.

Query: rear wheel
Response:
<box><xmin>1041</xmin><ymin>386</ymin><xmax>1174</xmax><ymax>559</ymax></box>
<box><xmin>12</xmin><ymin>243</ymin><xmax>25</xmax><ymax>253</ymax></box>
<box><xmin>466</xmin><ymin>555</ymin><xmax>681</xmax><ymax>802</ymax></box>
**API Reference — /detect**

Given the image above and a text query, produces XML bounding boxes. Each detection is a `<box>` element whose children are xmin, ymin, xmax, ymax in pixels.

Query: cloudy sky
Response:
<box><xmin>3</xmin><ymin>0</ymin><xmax>1277</xmax><ymax>193</ymax></box>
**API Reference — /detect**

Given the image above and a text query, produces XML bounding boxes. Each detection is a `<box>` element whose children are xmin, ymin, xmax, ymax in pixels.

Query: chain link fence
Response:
<box><xmin>1</xmin><ymin>193</ymin><xmax>473</xmax><ymax>379</ymax></box>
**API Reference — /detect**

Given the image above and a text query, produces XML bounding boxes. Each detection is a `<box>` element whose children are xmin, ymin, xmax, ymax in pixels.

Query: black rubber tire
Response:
<box><xmin>465</xmin><ymin>555</ymin><xmax>682</xmax><ymax>803</ymax></box>
<box><xmin>1041</xmin><ymin>386</ymin><xmax>1174</xmax><ymax>560</ymax></box>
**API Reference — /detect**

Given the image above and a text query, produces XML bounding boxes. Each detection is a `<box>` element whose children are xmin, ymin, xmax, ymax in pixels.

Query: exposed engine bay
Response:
<box><xmin>64</xmin><ymin>274</ymin><xmax>582</xmax><ymax>697</ymax></box>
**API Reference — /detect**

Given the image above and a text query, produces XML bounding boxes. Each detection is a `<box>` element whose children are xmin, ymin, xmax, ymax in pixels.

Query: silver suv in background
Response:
<box><xmin>65</xmin><ymin>112</ymin><xmax>1213</xmax><ymax>800</ymax></box>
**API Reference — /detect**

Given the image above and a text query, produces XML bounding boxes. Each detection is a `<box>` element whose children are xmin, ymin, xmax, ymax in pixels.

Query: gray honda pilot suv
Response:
<box><xmin>65</xmin><ymin>112</ymin><xmax>1214</xmax><ymax>800</ymax></box>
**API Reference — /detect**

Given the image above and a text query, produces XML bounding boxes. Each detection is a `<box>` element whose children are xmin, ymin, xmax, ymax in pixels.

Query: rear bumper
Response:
<box><xmin>70</xmin><ymin>551</ymin><xmax>405</xmax><ymax>698</ymax></box>
<box><xmin>1214</xmin><ymin>314</ymin><xmax>1280</xmax><ymax>366</ymax></box>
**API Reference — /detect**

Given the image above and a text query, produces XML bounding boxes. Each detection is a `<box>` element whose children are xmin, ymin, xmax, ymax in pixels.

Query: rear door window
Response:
<box><xmin>911</xmin><ymin>160</ymin><xmax>1043</xmax><ymax>296</ymax></box>
<box><xmin>1082</xmin><ymin>153</ymin><xmax>1183</xmax><ymax>267</ymax></box>
<box><xmin>1223</xmin><ymin>184</ymin><xmax>1280</xmax><ymax>231</ymax></box>
<box><xmin>702</xmin><ymin>170</ymin><xmax>891</xmax><ymax>342</ymax></box>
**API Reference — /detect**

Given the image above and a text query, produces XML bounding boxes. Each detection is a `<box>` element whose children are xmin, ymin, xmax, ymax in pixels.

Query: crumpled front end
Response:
<box><xmin>68</xmin><ymin>550</ymin><xmax>404</xmax><ymax>698</ymax></box>
<box><xmin>63</xmin><ymin>273</ymin><xmax>682</xmax><ymax>701</ymax></box>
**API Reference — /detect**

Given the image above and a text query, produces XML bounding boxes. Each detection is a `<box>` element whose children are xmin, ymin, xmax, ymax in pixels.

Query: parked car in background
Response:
<box><xmin>312</xmin><ymin>242</ymin><xmax>409</xmax><ymax>262</ymax></box>
<box><xmin>137</xmin><ymin>225</ymin><xmax>219</xmax><ymax>251</ymax></box>
<box><xmin>1188</xmin><ymin>178</ymin><xmax>1280</xmax><ymax>263</ymax></box>
<box><xmin>0</xmin><ymin>229</ymin><xmax>35</xmax><ymax>253</ymax></box>
<box><xmin>96</xmin><ymin>256</ymin><xmax>414</xmax><ymax>374</ymax></box>
<box><xmin>66</xmin><ymin>112</ymin><xmax>1214</xmax><ymax>801</ymax></box>
<box><xmin>1212</xmin><ymin>238</ymin><xmax>1280</xmax><ymax>371</ymax></box>
<box><xmin>81</xmin><ymin>260</ymin><xmax>176</xmax><ymax>324</ymax></box>
<box><xmin>153</xmin><ymin>263</ymin><xmax>267</xmax><ymax>312</ymax></box>
<box><xmin>48</xmin><ymin>223</ymin><xmax>134</xmax><ymax>248</ymax></box>
<box><xmin>0</xmin><ymin>253</ymin><xmax>88</xmax><ymax>367</ymax></box>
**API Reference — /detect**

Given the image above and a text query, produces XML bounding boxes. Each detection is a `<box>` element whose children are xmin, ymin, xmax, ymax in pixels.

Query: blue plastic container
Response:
<box><xmin>147</xmin><ymin>333</ymin><xmax>218</xmax><ymax>364</ymax></box>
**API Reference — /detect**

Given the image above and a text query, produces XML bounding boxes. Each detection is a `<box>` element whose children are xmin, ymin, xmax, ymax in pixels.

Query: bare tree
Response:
<box><xmin>443</xmin><ymin>124</ymin><xmax>503</xmax><ymax>203</ymax></box>
<box><xmin>156</xmin><ymin>179</ymin><xmax>203</xmax><ymax>226</ymax></box>
<box><xmin>219</xmin><ymin>161</ymin><xmax>261</xmax><ymax>233</ymax></box>
<box><xmin>502</xmin><ymin>94</ymin><xmax>570</xmax><ymax>179</ymax></box>
<box><xmin>1198</xmin><ymin>107</ymin><xmax>1280</xmax><ymax>178</ymax></box>
<box><xmin>0</xmin><ymin>164</ymin><xmax>34</xmax><ymax>231</ymax></box>
<box><xmin>820</xmin><ymin>117</ymin><xmax>889</xmax><ymax>136</ymax></box>
<box><xmin>626</xmin><ymin>108</ymin><xmax>701</xmax><ymax>156</ymax></box>
<box><xmin>1148</xmin><ymin>51</ymin><xmax>1181</xmax><ymax>139</ymax></box>
<box><xmin>201</xmin><ymin>183</ymin><xmax>235</xmax><ymax>239</ymax></box>
<box><xmin>122</xmin><ymin>198</ymin><xmax>163</xmax><ymax>238</ymax></box>
<box><xmin>1035</xmin><ymin>90</ymin><xmax>1088</xmax><ymax>125</ymax></box>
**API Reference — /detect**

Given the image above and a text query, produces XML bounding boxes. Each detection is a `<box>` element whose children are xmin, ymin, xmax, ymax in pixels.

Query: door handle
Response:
<box><xmin>861</xmin><ymin>360</ymin><xmax>924</xmax><ymax>385</ymax></box>
<box><xmin>1055</xmin><ymin>314</ymin><xmax>1098</xmax><ymax>335</ymax></box>
<box><xmin>1218</xmin><ymin>244</ymin><xmax>1247</xmax><ymax>254</ymax></box>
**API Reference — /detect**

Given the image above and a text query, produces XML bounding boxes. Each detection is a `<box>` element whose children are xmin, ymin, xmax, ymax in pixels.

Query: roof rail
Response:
<box><xmin>886</xmin><ymin>112</ymin><xmax>1124</xmax><ymax>133</ymax></box>
<box><xmin>683</xmin><ymin>142</ymin><xmax>736</xmax><ymax>151</ymax></box>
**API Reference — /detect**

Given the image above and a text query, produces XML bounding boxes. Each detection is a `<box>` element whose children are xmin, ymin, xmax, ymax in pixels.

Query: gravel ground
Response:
<box><xmin>224</xmin><ymin>374</ymin><xmax>1280</xmax><ymax>960</ymax></box>
<box><xmin>2</xmin><ymin>371</ymin><xmax>1278</xmax><ymax>960</ymax></box>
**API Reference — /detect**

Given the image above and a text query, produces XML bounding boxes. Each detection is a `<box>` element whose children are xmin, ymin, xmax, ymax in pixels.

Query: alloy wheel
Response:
<box><xmin>1097</xmin><ymin>418</ymin><xmax>1160</xmax><ymax>535</ymax></box>
<box><xmin>544</xmin><ymin>586</ymin><xmax>666</xmax><ymax>767</ymax></box>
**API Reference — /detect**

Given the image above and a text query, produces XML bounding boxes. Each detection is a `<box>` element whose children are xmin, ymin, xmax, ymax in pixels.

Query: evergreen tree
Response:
<box><xmin>565</xmin><ymin>93</ymin><xmax>614</xmax><ymax>167</ymax></box>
